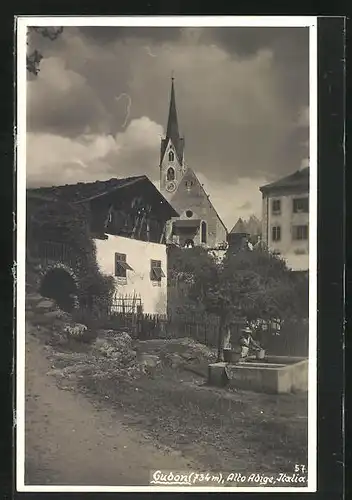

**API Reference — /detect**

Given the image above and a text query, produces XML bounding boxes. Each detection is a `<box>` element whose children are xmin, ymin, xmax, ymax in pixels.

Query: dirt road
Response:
<box><xmin>25</xmin><ymin>328</ymin><xmax>199</xmax><ymax>486</ymax></box>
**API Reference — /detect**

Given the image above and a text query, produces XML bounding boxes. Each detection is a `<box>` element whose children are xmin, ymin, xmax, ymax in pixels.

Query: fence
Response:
<box><xmin>75</xmin><ymin>304</ymin><xmax>309</xmax><ymax>357</ymax></box>
<box><xmin>256</xmin><ymin>320</ymin><xmax>309</xmax><ymax>357</ymax></box>
<box><xmin>110</xmin><ymin>293</ymin><xmax>143</xmax><ymax>315</ymax></box>
<box><xmin>76</xmin><ymin>307</ymin><xmax>219</xmax><ymax>344</ymax></box>
<box><xmin>166</xmin><ymin>278</ymin><xmax>308</xmax><ymax>355</ymax></box>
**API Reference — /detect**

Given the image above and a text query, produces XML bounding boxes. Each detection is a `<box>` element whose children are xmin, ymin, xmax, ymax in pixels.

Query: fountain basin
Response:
<box><xmin>208</xmin><ymin>356</ymin><xmax>308</xmax><ymax>394</ymax></box>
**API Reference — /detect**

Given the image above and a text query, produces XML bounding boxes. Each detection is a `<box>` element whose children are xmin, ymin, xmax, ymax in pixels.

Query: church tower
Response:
<box><xmin>159</xmin><ymin>77</ymin><xmax>185</xmax><ymax>201</ymax></box>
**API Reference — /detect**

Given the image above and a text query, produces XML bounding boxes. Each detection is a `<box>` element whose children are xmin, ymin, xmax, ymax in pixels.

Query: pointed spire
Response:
<box><xmin>166</xmin><ymin>75</ymin><xmax>180</xmax><ymax>143</ymax></box>
<box><xmin>160</xmin><ymin>75</ymin><xmax>184</xmax><ymax>166</ymax></box>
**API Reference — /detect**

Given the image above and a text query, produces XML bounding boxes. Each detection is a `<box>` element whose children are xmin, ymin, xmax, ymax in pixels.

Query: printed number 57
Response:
<box><xmin>294</xmin><ymin>464</ymin><xmax>306</xmax><ymax>473</ymax></box>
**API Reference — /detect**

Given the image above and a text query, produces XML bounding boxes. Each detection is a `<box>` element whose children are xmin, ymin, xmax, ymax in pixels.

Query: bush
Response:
<box><xmin>167</xmin><ymin>245</ymin><xmax>219</xmax><ymax>315</ymax></box>
<box><xmin>199</xmin><ymin>247</ymin><xmax>309</xmax><ymax>323</ymax></box>
<box><xmin>28</xmin><ymin>198</ymin><xmax>115</xmax><ymax>313</ymax></box>
<box><xmin>77</xmin><ymin>243</ymin><xmax>115</xmax><ymax>315</ymax></box>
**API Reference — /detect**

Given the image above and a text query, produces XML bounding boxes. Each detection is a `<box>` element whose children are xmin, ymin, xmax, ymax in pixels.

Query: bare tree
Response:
<box><xmin>27</xmin><ymin>27</ymin><xmax>64</xmax><ymax>75</ymax></box>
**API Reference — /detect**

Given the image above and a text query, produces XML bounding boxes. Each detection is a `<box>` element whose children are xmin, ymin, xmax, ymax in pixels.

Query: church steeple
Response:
<box><xmin>160</xmin><ymin>77</ymin><xmax>184</xmax><ymax>166</ymax></box>
<box><xmin>166</xmin><ymin>77</ymin><xmax>180</xmax><ymax>145</ymax></box>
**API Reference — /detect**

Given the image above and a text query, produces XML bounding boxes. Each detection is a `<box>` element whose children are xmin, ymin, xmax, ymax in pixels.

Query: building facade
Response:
<box><xmin>260</xmin><ymin>167</ymin><xmax>309</xmax><ymax>271</ymax></box>
<box><xmin>159</xmin><ymin>78</ymin><xmax>227</xmax><ymax>249</ymax></box>
<box><xmin>28</xmin><ymin>175</ymin><xmax>178</xmax><ymax>315</ymax></box>
<box><xmin>94</xmin><ymin>234</ymin><xmax>167</xmax><ymax>315</ymax></box>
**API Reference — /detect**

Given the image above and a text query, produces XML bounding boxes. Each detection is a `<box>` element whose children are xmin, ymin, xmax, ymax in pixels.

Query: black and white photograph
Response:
<box><xmin>16</xmin><ymin>16</ymin><xmax>317</xmax><ymax>492</ymax></box>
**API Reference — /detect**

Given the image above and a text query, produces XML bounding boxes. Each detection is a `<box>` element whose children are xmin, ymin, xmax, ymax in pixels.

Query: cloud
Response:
<box><xmin>201</xmin><ymin>26</ymin><xmax>309</xmax><ymax>59</ymax></box>
<box><xmin>78</xmin><ymin>26</ymin><xmax>182</xmax><ymax>44</ymax></box>
<box><xmin>195</xmin><ymin>172</ymin><xmax>267</xmax><ymax>229</ymax></box>
<box><xmin>26</xmin><ymin>117</ymin><xmax>266</xmax><ymax>231</ymax></box>
<box><xmin>26</xmin><ymin>117</ymin><xmax>164</xmax><ymax>187</ymax></box>
<box><xmin>27</xmin><ymin>56</ymin><xmax>110</xmax><ymax>136</ymax></box>
<box><xmin>26</xmin><ymin>25</ymin><xmax>309</xmax><ymax>190</ymax></box>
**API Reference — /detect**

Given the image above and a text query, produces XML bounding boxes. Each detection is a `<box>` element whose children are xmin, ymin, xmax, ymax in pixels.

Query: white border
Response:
<box><xmin>16</xmin><ymin>16</ymin><xmax>318</xmax><ymax>493</ymax></box>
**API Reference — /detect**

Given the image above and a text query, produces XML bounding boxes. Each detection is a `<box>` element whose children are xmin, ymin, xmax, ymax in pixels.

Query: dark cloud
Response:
<box><xmin>79</xmin><ymin>26</ymin><xmax>182</xmax><ymax>44</ymax></box>
<box><xmin>72</xmin><ymin>25</ymin><xmax>310</xmax><ymax>113</ymax></box>
<box><xmin>28</xmin><ymin>79</ymin><xmax>110</xmax><ymax>137</ymax></box>
<box><xmin>206</xmin><ymin>27</ymin><xmax>309</xmax><ymax>107</ymax></box>
<box><xmin>27</xmin><ymin>25</ymin><xmax>310</xmax><ymax>188</ymax></box>
<box><xmin>205</xmin><ymin>27</ymin><xmax>309</xmax><ymax>59</ymax></box>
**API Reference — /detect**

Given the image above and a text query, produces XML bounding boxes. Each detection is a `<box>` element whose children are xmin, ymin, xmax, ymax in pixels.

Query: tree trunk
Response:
<box><xmin>217</xmin><ymin>315</ymin><xmax>225</xmax><ymax>362</ymax></box>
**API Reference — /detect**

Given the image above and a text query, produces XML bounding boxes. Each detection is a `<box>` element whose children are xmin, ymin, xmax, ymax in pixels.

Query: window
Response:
<box><xmin>150</xmin><ymin>259</ymin><xmax>165</xmax><ymax>283</ymax></box>
<box><xmin>292</xmin><ymin>225</ymin><xmax>308</xmax><ymax>240</ymax></box>
<box><xmin>293</xmin><ymin>197</ymin><xmax>309</xmax><ymax>213</ymax></box>
<box><xmin>184</xmin><ymin>239</ymin><xmax>194</xmax><ymax>248</ymax></box>
<box><xmin>272</xmin><ymin>226</ymin><xmax>281</xmax><ymax>242</ymax></box>
<box><xmin>201</xmin><ymin>221</ymin><xmax>207</xmax><ymax>244</ymax></box>
<box><xmin>168</xmin><ymin>150</ymin><xmax>174</xmax><ymax>162</ymax></box>
<box><xmin>186</xmin><ymin>210</ymin><xmax>193</xmax><ymax>218</ymax></box>
<box><xmin>166</xmin><ymin>167</ymin><xmax>175</xmax><ymax>181</ymax></box>
<box><xmin>115</xmin><ymin>253</ymin><xmax>133</xmax><ymax>278</ymax></box>
<box><xmin>185</xmin><ymin>180</ymin><xmax>194</xmax><ymax>189</ymax></box>
<box><xmin>272</xmin><ymin>199</ymin><xmax>281</xmax><ymax>215</ymax></box>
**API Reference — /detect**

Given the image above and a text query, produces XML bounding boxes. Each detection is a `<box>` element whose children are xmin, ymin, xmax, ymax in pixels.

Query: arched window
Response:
<box><xmin>167</xmin><ymin>167</ymin><xmax>175</xmax><ymax>181</ymax></box>
<box><xmin>201</xmin><ymin>221</ymin><xmax>207</xmax><ymax>244</ymax></box>
<box><xmin>168</xmin><ymin>150</ymin><xmax>174</xmax><ymax>162</ymax></box>
<box><xmin>184</xmin><ymin>239</ymin><xmax>194</xmax><ymax>248</ymax></box>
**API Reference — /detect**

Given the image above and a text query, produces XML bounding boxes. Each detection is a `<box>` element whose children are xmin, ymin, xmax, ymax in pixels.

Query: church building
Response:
<box><xmin>159</xmin><ymin>78</ymin><xmax>228</xmax><ymax>249</ymax></box>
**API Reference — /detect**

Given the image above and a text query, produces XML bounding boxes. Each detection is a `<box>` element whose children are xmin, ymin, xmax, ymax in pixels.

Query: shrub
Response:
<box><xmin>169</xmin><ymin>245</ymin><xmax>309</xmax><ymax>360</ymax></box>
<box><xmin>27</xmin><ymin>198</ymin><xmax>115</xmax><ymax>313</ymax></box>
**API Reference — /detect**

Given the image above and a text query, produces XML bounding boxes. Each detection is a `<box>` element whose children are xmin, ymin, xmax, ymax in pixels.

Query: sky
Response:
<box><xmin>26</xmin><ymin>25</ymin><xmax>309</xmax><ymax>230</ymax></box>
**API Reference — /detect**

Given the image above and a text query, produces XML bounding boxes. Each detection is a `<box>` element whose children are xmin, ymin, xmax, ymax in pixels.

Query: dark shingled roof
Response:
<box><xmin>27</xmin><ymin>175</ymin><xmax>147</xmax><ymax>203</ymax></box>
<box><xmin>230</xmin><ymin>218</ymin><xmax>248</xmax><ymax>234</ymax></box>
<box><xmin>27</xmin><ymin>192</ymin><xmax>63</xmax><ymax>203</ymax></box>
<box><xmin>260</xmin><ymin>167</ymin><xmax>309</xmax><ymax>193</ymax></box>
<box><xmin>27</xmin><ymin>175</ymin><xmax>180</xmax><ymax>218</ymax></box>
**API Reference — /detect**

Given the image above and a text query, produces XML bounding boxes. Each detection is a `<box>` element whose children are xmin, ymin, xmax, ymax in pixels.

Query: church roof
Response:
<box><xmin>230</xmin><ymin>218</ymin><xmax>248</xmax><ymax>234</ymax></box>
<box><xmin>169</xmin><ymin>166</ymin><xmax>228</xmax><ymax>233</ymax></box>
<box><xmin>160</xmin><ymin>78</ymin><xmax>184</xmax><ymax>164</ymax></box>
<box><xmin>260</xmin><ymin>167</ymin><xmax>309</xmax><ymax>193</ymax></box>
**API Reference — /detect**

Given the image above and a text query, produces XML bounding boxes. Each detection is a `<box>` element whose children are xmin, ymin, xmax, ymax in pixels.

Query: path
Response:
<box><xmin>25</xmin><ymin>327</ymin><xmax>198</xmax><ymax>486</ymax></box>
